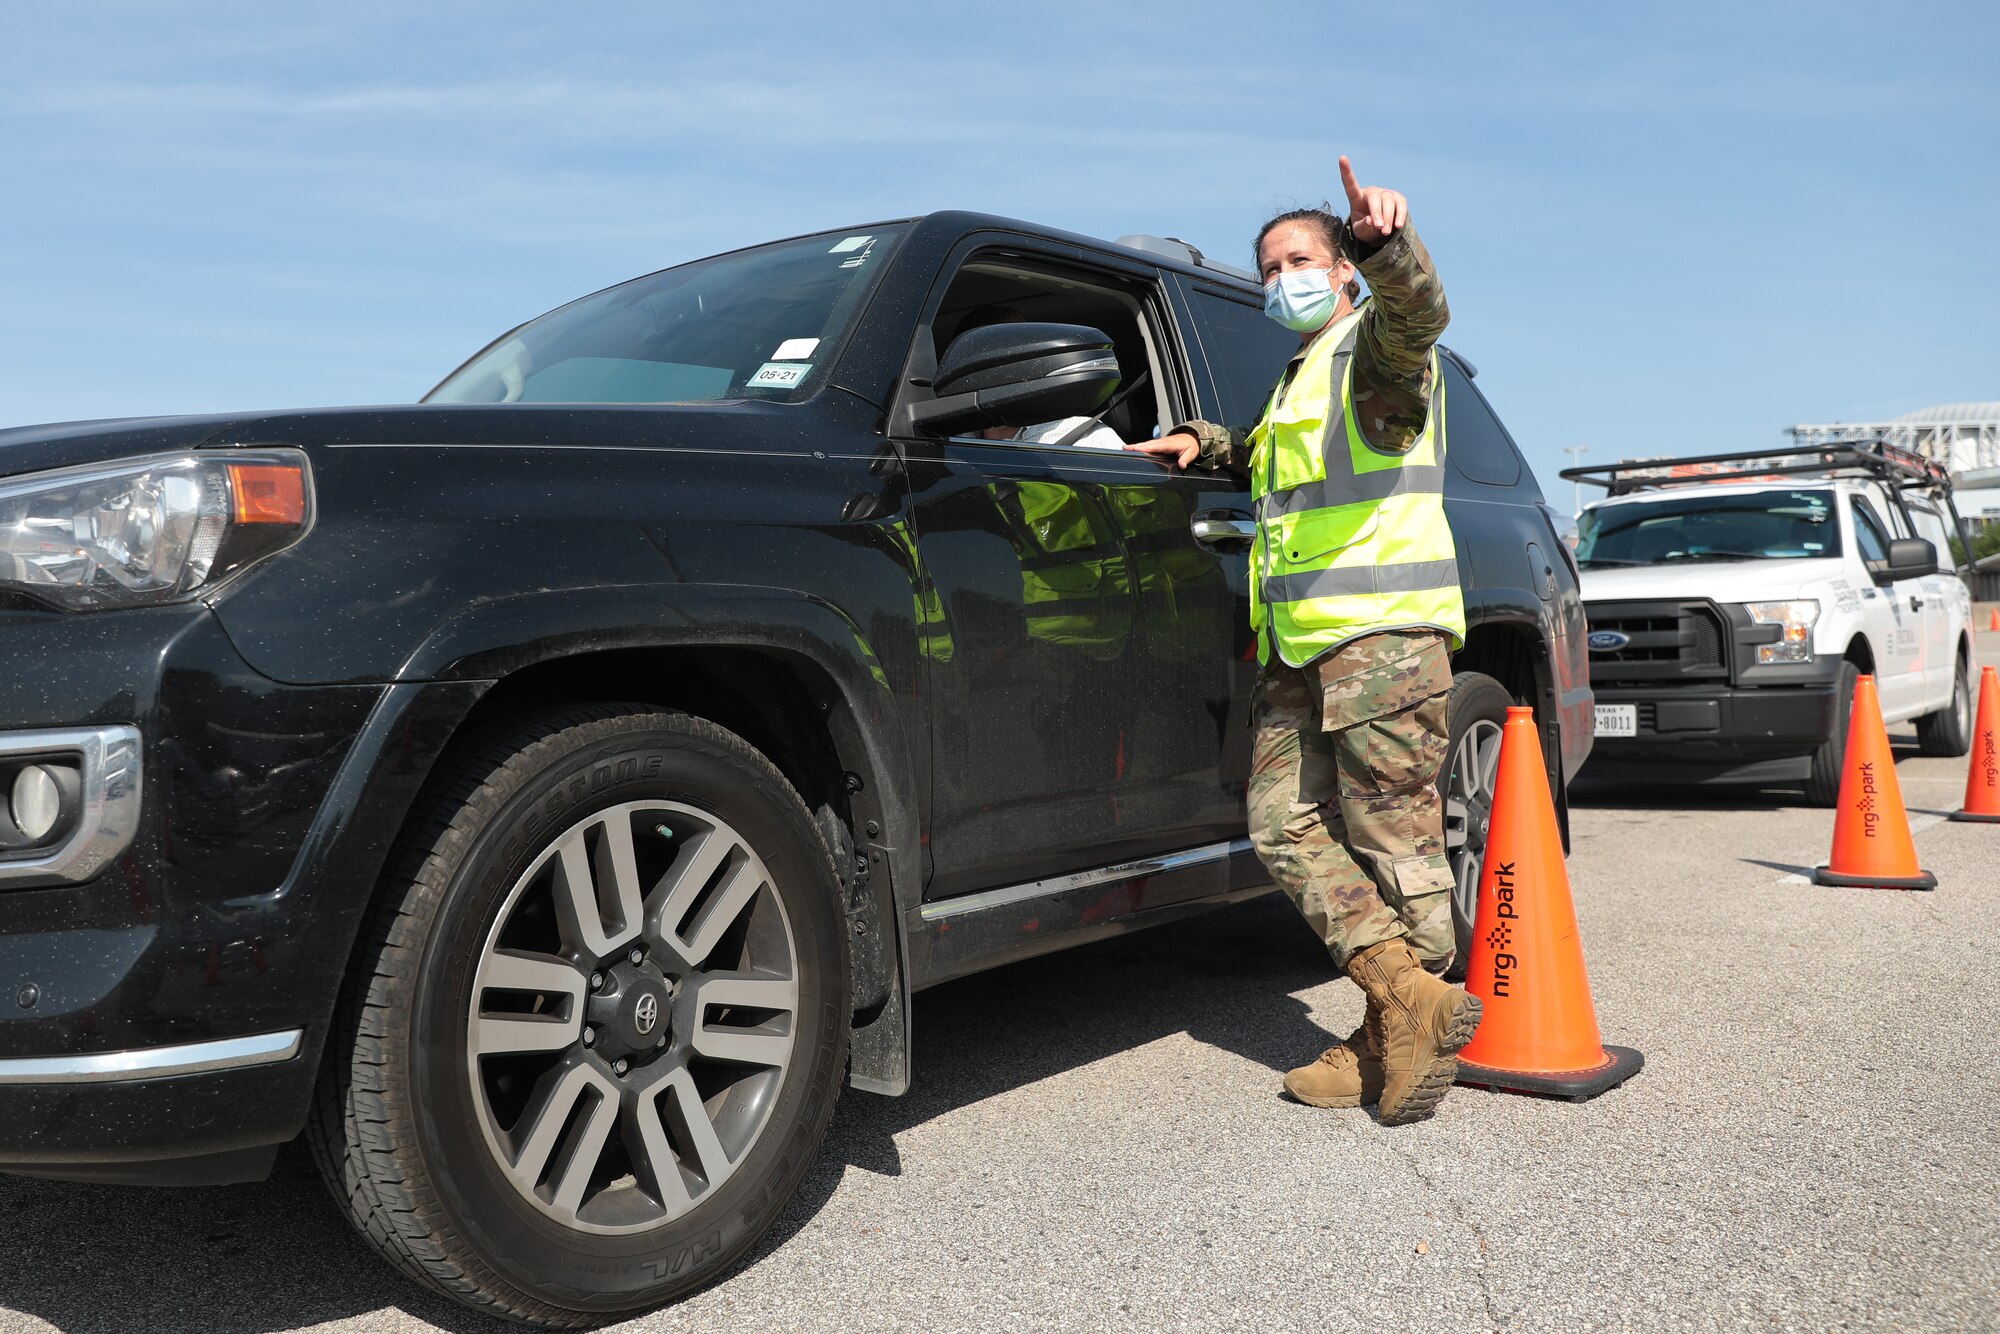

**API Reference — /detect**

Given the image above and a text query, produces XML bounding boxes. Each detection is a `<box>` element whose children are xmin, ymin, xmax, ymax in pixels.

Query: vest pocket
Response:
<box><xmin>1276</xmin><ymin>508</ymin><xmax>1378</xmax><ymax>565</ymax></box>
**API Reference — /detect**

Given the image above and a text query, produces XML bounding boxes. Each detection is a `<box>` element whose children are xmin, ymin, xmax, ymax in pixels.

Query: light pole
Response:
<box><xmin>1561</xmin><ymin>444</ymin><xmax>1589</xmax><ymax>518</ymax></box>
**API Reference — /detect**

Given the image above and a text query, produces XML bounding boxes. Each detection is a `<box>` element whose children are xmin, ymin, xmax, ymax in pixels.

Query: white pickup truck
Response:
<box><xmin>1562</xmin><ymin>443</ymin><xmax>1976</xmax><ymax>805</ymax></box>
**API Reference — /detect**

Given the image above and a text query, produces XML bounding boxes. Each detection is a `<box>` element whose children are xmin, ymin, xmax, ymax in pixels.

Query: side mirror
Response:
<box><xmin>1871</xmin><ymin>537</ymin><xmax>1938</xmax><ymax>583</ymax></box>
<box><xmin>909</xmin><ymin>322</ymin><xmax>1120</xmax><ymax>435</ymax></box>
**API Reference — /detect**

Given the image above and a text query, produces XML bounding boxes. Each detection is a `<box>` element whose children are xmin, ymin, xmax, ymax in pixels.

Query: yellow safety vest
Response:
<box><xmin>1248</xmin><ymin>307</ymin><xmax>1466</xmax><ymax>666</ymax></box>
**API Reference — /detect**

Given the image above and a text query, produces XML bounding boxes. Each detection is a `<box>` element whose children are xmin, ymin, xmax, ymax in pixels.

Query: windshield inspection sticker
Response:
<box><xmin>748</xmin><ymin>362</ymin><xmax>812</xmax><ymax>389</ymax></box>
<box><xmin>772</xmin><ymin>337</ymin><xmax>820</xmax><ymax>360</ymax></box>
<box><xmin>829</xmin><ymin>236</ymin><xmax>874</xmax><ymax>254</ymax></box>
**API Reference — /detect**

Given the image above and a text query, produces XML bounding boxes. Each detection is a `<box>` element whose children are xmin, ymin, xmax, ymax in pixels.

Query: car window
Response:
<box><xmin>1439</xmin><ymin>360</ymin><xmax>1522</xmax><ymax>487</ymax></box>
<box><xmin>1576</xmin><ymin>489</ymin><xmax>1838</xmax><ymax>567</ymax></box>
<box><xmin>1907</xmin><ymin>502</ymin><xmax>1954</xmax><ymax>566</ymax></box>
<box><xmin>1186</xmin><ymin>288</ymin><xmax>1297</xmax><ymax>427</ymax></box>
<box><xmin>1851</xmin><ymin>497</ymin><xmax>1891</xmax><ymax>562</ymax></box>
<box><xmin>426</xmin><ymin>227</ymin><xmax>903</xmax><ymax>405</ymax></box>
<box><xmin>929</xmin><ymin>257</ymin><xmax>1171</xmax><ymax>447</ymax></box>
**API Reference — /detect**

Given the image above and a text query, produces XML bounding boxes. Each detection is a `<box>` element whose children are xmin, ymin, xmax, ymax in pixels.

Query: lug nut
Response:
<box><xmin>628</xmin><ymin>947</ymin><xmax>644</xmax><ymax>965</ymax></box>
<box><xmin>590</xmin><ymin>972</ymin><xmax>604</xmax><ymax>990</ymax></box>
<box><xmin>613</xmin><ymin>1058</ymin><xmax>629</xmax><ymax>1076</ymax></box>
<box><xmin>655</xmin><ymin>1034</ymin><xmax>667</xmax><ymax>1048</ymax></box>
<box><xmin>581</xmin><ymin>1026</ymin><xmax>596</xmax><ymax>1047</ymax></box>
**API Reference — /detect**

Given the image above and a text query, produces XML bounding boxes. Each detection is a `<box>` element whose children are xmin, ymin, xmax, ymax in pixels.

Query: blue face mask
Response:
<box><xmin>1263</xmin><ymin>267</ymin><xmax>1338</xmax><ymax>332</ymax></box>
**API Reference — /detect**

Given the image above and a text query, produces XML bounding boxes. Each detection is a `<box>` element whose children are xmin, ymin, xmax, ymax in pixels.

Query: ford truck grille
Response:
<box><xmin>1583</xmin><ymin>601</ymin><xmax>1730</xmax><ymax>686</ymax></box>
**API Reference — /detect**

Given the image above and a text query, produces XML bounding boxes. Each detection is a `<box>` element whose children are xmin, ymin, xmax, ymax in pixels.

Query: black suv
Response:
<box><xmin>0</xmin><ymin>213</ymin><xmax>1590</xmax><ymax>1324</ymax></box>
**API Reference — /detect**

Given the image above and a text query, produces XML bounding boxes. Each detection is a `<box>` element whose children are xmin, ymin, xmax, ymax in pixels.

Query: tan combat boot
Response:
<box><xmin>1345</xmin><ymin>938</ymin><xmax>1483</xmax><ymax>1125</ymax></box>
<box><xmin>1282</xmin><ymin>1003</ymin><xmax>1385</xmax><ymax>1108</ymax></box>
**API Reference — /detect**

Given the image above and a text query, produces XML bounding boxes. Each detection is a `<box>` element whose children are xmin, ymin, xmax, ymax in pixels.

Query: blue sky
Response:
<box><xmin>2</xmin><ymin>1</ymin><xmax>1994</xmax><ymax>506</ymax></box>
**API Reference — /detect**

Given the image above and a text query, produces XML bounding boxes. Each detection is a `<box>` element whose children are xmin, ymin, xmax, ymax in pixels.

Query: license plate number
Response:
<box><xmin>1596</xmin><ymin>704</ymin><xmax>1637</xmax><ymax>738</ymax></box>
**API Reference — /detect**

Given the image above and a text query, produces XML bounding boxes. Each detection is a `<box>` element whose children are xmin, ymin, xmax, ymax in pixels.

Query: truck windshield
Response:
<box><xmin>425</xmin><ymin>227</ymin><xmax>903</xmax><ymax>405</ymax></box>
<box><xmin>1576</xmin><ymin>489</ymin><xmax>1840</xmax><ymax>567</ymax></box>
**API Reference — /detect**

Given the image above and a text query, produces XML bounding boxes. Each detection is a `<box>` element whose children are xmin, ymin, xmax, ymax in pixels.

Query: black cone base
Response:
<box><xmin>1947</xmin><ymin>810</ymin><xmax>2000</xmax><ymax>824</ymax></box>
<box><xmin>1810</xmin><ymin>864</ymin><xmax>1937</xmax><ymax>889</ymax></box>
<box><xmin>1456</xmin><ymin>1045</ymin><xmax>1643</xmax><ymax>1102</ymax></box>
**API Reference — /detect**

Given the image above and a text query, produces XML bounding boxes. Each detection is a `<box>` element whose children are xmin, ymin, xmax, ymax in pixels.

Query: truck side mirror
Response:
<box><xmin>907</xmin><ymin>322</ymin><xmax>1120</xmax><ymax>436</ymax></box>
<box><xmin>1874</xmin><ymin>537</ymin><xmax>1938</xmax><ymax>582</ymax></box>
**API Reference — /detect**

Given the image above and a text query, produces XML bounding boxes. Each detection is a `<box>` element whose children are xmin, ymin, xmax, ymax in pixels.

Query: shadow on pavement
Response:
<box><xmin>0</xmin><ymin>894</ymin><xmax>1337</xmax><ymax>1332</ymax></box>
<box><xmin>1570</xmin><ymin>734</ymin><xmax>1928</xmax><ymax>814</ymax></box>
<box><xmin>741</xmin><ymin>892</ymin><xmax>1338</xmax><ymax>1266</ymax></box>
<box><xmin>0</xmin><ymin>1138</ymin><xmax>513</xmax><ymax>1334</ymax></box>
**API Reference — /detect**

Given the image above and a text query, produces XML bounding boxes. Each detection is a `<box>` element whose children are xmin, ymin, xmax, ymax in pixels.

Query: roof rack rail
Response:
<box><xmin>1114</xmin><ymin>233</ymin><xmax>1258</xmax><ymax>284</ymax></box>
<box><xmin>1559</xmin><ymin>439</ymin><xmax>1954</xmax><ymax>497</ymax></box>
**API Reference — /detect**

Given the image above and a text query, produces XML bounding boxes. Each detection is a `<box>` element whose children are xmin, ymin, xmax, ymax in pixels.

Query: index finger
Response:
<box><xmin>1339</xmin><ymin>155</ymin><xmax>1365</xmax><ymax>208</ymax></box>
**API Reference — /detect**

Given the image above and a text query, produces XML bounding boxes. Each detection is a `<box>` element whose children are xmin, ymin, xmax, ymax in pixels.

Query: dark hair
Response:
<box><xmin>1254</xmin><ymin>204</ymin><xmax>1361</xmax><ymax>302</ymax></box>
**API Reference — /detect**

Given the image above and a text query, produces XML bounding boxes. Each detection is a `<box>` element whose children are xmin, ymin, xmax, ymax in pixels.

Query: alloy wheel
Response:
<box><xmin>1443</xmin><ymin>717</ymin><xmax>1504</xmax><ymax>933</ymax></box>
<box><xmin>465</xmin><ymin>800</ymin><xmax>799</xmax><ymax>1234</ymax></box>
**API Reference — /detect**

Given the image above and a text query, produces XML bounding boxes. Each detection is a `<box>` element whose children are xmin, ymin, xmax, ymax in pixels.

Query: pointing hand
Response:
<box><xmin>1340</xmin><ymin>154</ymin><xmax>1408</xmax><ymax>246</ymax></box>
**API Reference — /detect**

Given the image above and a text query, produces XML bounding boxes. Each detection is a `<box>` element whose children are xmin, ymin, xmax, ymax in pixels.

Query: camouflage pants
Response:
<box><xmin>1248</xmin><ymin>628</ymin><xmax>1455</xmax><ymax>972</ymax></box>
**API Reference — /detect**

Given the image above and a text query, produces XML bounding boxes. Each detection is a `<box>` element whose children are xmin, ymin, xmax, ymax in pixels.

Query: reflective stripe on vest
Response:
<box><xmin>1247</xmin><ymin>308</ymin><xmax>1465</xmax><ymax>667</ymax></box>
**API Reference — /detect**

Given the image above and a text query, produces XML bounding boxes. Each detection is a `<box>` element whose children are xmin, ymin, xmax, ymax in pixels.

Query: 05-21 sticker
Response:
<box><xmin>747</xmin><ymin>362</ymin><xmax>812</xmax><ymax>389</ymax></box>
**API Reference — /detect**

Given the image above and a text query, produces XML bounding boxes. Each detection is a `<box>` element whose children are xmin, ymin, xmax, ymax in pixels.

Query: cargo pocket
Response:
<box><xmin>1317</xmin><ymin>635</ymin><xmax>1451</xmax><ymax>731</ymax></box>
<box><xmin>1323</xmin><ymin>636</ymin><xmax>1450</xmax><ymax>801</ymax></box>
<box><xmin>1385</xmin><ymin>853</ymin><xmax>1456</xmax><ymax>971</ymax></box>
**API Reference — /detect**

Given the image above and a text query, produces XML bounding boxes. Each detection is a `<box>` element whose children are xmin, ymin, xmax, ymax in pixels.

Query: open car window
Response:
<box><xmin>929</xmin><ymin>259</ymin><xmax>1169</xmax><ymax>449</ymax></box>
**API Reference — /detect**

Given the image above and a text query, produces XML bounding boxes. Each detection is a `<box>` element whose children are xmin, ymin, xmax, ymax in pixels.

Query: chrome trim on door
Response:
<box><xmin>0</xmin><ymin>1029</ymin><xmax>302</xmax><ymax>1085</ymax></box>
<box><xmin>1190</xmin><ymin>512</ymin><xmax>1257</xmax><ymax>548</ymax></box>
<box><xmin>920</xmin><ymin>838</ymin><xmax>1254</xmax><ymax>922</ymax></box>
<box><xmin>0</xmin><ymin>725</ymin><xmax>143</xmax><ymax>888</ymax></box>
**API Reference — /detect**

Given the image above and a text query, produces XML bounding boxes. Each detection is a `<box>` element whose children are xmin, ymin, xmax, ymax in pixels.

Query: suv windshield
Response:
<box><xmin>1576</xmin><ymin>488</ymin><xmax>1840</xmax><ymax>567</ymax></box>
<box><xmin>426</xmin><ymin>227</ymin><xmax>903</xmax><ymax>405</ymax></box>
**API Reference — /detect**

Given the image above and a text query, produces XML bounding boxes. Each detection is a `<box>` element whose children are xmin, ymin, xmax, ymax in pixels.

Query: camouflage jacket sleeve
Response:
<box><xmin>1170</xmin><ymin>420</ymin><xmax>1252</xmax><ymax>476</ymax></box>
<box><xmin>1347</xmin><ymin>221</ymin><xmax>1449</xmax><ymax>455</ymax></box>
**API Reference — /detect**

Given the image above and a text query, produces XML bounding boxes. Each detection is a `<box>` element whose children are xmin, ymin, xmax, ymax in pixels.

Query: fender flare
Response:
<box><xmin>279</xmin><ymin>582</ymin><xmax>922</xmax><ymax>1102</ymax></box>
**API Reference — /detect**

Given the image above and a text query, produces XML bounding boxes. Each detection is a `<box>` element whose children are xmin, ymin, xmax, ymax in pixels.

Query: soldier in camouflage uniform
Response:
<box><xmin>1128</xmin><ymin>156</ymin><xmax>1481</xmax><ymax>1125</ymax></box>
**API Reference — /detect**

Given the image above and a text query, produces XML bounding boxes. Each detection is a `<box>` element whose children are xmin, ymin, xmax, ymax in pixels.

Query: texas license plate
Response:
<box><xmin>1596</xmin><ymin>704</ymin><xmax>1637</xmax><ymax>738</ymax></box>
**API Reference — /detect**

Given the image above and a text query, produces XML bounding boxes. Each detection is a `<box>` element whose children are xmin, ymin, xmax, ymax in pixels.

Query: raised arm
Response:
<box><xmin>1340</xmin><ymin>155</ymin><xmax>1450</xmax><ymax>455</ymax></box>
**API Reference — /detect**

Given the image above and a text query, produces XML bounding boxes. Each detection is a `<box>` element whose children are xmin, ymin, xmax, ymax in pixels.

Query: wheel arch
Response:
<box><xmin>308</xmin><ymin>585</ymin><xmax>921</xmax><ymax>1100</ymax></box>
<box><xmin>1453</xmin><ymin>614</ymin><xmax>1570</xmax><ymax>850</ymax></box>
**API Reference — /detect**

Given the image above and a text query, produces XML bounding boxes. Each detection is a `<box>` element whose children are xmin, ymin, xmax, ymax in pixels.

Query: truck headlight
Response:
<box><xmin>0</xmin><ymin>451</ymin><xmax>310</xmax><ymax>611</ymax></box>
<box><xmin>1746</xmin><ymin>599</ymin><xmax>1820</xmax><ymax>664</ymax></box>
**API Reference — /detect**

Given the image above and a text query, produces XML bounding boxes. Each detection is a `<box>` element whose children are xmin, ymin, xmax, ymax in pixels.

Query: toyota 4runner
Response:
<box><xmin>0</xmin><ymin>212</ymin><xmax>1589</xmax><ymax>1324</ymax></box>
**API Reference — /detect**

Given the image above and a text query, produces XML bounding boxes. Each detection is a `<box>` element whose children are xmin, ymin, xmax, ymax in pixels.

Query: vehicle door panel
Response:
<box><xmin>1906</xmin><ymin>501</ymin><xmax>1963</xmax><ymax>706</ymax></box>
<box><xmin>1851</xmin><ymin>496</ymin><xmax>1924</xmax><ymax>719</ymax></box>
<box><xmin>895</xmin><ymin>250</ymin><xmax>1251</xmax><ymax>902</ymax></box>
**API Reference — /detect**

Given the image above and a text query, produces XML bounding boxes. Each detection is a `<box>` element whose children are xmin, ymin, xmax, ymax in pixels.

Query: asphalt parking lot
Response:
<box><xmin>3</xmin><ymin>638</ymin><xmax>1996</xmax><ymax>1334</ymax></box>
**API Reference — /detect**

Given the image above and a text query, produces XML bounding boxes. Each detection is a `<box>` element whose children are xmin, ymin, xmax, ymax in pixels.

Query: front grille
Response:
<box><xmin>1585</xmin><ymin>600</ymin><xmax>1730</xmax><ymax>686</ymax></box>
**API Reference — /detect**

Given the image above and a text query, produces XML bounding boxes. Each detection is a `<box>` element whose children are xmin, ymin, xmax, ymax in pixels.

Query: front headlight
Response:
<box><xmin>0</xmin><ymin>451</ymin><xmax>312</xmax><ymax>611</ymax></box>
<box><xmin>1746</xmin><ymin>599</ymin><xmax>1820</xmax><ymax>664</ymax></box>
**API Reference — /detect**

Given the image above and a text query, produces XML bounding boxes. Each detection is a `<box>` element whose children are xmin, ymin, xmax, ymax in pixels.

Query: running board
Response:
<box><xmin>906</xmin><ymin>838</ymin><xmax>1273</xmax><ymax>990</ymax></box>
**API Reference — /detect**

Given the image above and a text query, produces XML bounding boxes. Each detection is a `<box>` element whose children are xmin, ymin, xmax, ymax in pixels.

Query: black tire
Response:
<box><xmin>1442</xmin><ymin>671</ymin><xmax>1513</xmax><ymax>981</ymax></box>
<box><xmin>1916</xmin><ymin>650</ymin><xmax>1974</xmax><ymax>757</ymax></box>
<box><xmin>307</xmin><ymin>707</ymin><xmax>849</xmax><ymax>1327</ymax></box>
<box><xmin>1802</xmin><ymin>661</ymin><xmax>1859</xmax><ymax>808</ymax></box>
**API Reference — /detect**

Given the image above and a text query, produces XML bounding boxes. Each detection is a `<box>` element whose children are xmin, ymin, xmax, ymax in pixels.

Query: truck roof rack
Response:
<box><xmin>1560</xmin><ymin>440</ymin><xmax>1955</xmax><ymax>498</ymax></box>
<box><xmin>1114</xmin><ymin>233</ymin><xmax>1259</xmax><ymax>284</ymax></box>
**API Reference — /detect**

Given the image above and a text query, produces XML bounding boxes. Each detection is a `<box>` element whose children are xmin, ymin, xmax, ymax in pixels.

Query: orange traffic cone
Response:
<box><xmin>1811</xmin><ymin>674</ymin><xmax>1936</xmax><ymax>888</ymax></box>
<box><xmin>1949</xmin><ymin>665</ymin><xmax>2000</xmax><ymax>824</ymax></box>
<box><xmin>1989</xmin><ymin>608</ymin><xmax>1999</xmax><ymax>632</ymax></box>
<box><xmin>1455</xmin><ymin>707</ymin><xmax>1642</xmax><ymax>1100</ymax></box>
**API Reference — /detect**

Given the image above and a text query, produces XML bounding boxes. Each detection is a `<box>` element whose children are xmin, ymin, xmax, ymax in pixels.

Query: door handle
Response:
<box><xmin>1191</xmin><ymin>511</ymin><xmax>1257</xmax><ymax>549</ymax></box>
